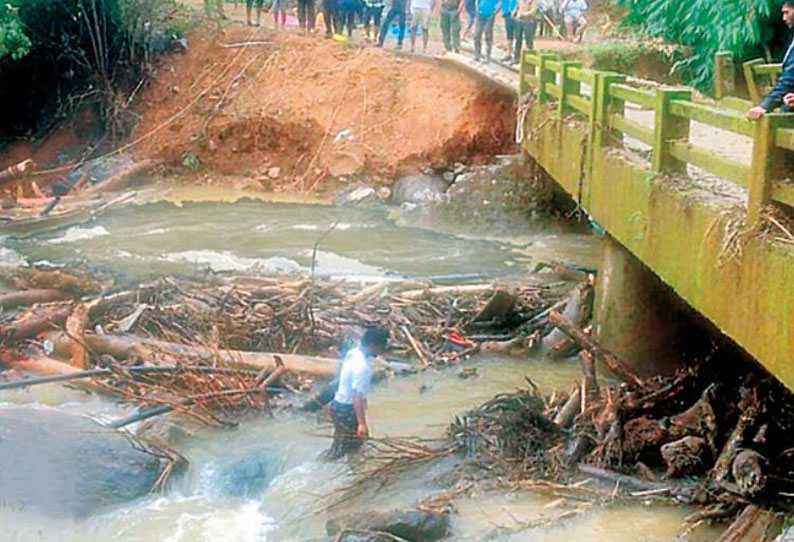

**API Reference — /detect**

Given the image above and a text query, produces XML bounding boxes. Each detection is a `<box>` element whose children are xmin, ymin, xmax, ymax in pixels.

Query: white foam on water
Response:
<box><xmin>307</xmin><ymin>250</ymin><xmax>385</xmax><ymax>277</ymax></box>
<box><xmin>48</xmin><ymin>225</ymin><xmax>110</xmax><ymax>244</ymax></box>
<box><xmin>0</xmin><ymin>245</ymin><xmax>26</xmax><ymax>267</ymax></box>
<box><xmin>162</xmin><ymin>250</ymin><xmax>303</xmax><ymax>275</ymax></box>
<box><xmin>141</xmin><ymin>227</ymin><xmax>168</xmax><ymax>236</ymax></box>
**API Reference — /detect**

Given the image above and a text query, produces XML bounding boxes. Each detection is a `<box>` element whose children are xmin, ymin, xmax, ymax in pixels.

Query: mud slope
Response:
<box><xmin>132</xmin><ymin>25</ymin><xmax>516</xmax><ymax>187</ymax></box>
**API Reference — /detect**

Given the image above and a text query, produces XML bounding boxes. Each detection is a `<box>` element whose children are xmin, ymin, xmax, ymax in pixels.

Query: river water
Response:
<box><xmin>0</xmin><ymin>193</ymin><xmax>719</xmax><ymax>541</ymax></box>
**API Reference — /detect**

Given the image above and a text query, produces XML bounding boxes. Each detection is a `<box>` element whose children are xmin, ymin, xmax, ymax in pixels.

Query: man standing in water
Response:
<box><xmin>326</xmin><ymin>327</ymin><xmax>389</xmax><ymax>460</ymax></box>
<box><xmin>747</xmin><ymin>0</ymin><xmax>794</xmax><ymax>120</ymax></box>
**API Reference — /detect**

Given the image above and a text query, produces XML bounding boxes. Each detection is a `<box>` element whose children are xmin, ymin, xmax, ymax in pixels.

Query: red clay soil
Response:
<box><xmin>131</xmin><ymin>24</ymin><xmax>516</xmax><ymax>189</ymax></box>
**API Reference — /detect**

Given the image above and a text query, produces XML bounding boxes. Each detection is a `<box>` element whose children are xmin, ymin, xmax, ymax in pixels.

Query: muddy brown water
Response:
<box><xmin>0</xmin><ymin>192</ymin><xmax>720</xmax><ymax>541</ymax></box>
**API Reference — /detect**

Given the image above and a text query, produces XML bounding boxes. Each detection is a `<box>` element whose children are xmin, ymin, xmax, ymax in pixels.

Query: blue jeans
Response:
<box><xmin>378</xmin><ymin>0</ymin><xmax>406</xmax><ymax>46</ymax></box>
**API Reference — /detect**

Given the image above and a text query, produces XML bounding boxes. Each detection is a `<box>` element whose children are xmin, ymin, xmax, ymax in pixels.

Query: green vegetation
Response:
<box><xmin>614</xmin><ymin>0</ymin><xmax>778</xmax><ymax>91</ymax></box>
<box><xmin>0</xmin><ymin>0</ymin><xmax>198</xmax><ymax>142</ymax></box>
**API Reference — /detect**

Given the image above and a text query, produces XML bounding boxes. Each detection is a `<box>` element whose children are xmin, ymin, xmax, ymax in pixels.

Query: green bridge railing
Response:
<box><xmin>520</xmin><ymin>51</ymin><xmax>794</xmax><ymax>225</ymax></box>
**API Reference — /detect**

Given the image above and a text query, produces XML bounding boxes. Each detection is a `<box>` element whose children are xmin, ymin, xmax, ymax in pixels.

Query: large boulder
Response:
<box><xmin>327</xmin><ymin>509</ymin><xmax>449</xmax><ymax>542</ymax></box>
<box><xmin>391</xmin><ymin>175</ymin><xmax>447</xmax><ymax>205</ymax></box>
<box><xmin>0</xmin><ymin>408</ymin><xmax>165</xmax><ymax>518</ymax></box>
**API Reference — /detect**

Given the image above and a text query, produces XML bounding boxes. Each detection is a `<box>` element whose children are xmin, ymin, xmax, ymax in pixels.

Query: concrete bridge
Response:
<box><xmin>441</xmin><ymin>51</ymin><xmax>794</xmax><ymax>391</ymax></box>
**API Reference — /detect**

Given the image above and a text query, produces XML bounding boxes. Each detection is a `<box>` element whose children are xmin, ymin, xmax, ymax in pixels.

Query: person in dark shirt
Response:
<box><xmin>747</xmin><ymin>0</ymin><xmax>794</xmax><ymax>120</ymax></box>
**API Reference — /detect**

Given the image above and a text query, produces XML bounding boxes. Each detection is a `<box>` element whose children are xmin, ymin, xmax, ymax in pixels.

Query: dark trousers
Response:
<box><xmin>339</xmin><ymin>5</ymin><xmax>357</xmax><ymax>35</ymax></box>
<box><xmin>378</xmin><ymin>2</ymin><xmax>406</xmax><ymax>46</ymax></box>
<box><xmin>464</xmin><ymin>0</ymin><xmax>475</xmax><ymax>33</ymax></box>
<box><xmin>513</xmin><ymin>19</ymin><xmax>537</xmax><ymax>62</ymax></box>
<box><xmin>364</xmin><ymin>5</ymin><xmax>383</xmax><ymax>37</ymax></box>
<box><xmin>298</xmin><ymin>0</ymin><xmax>316</xmax><ymax>29</ymax></box>
<box><xmin>440</xmin><ymin>8</ymin><xmax>461</xmax><ymax>51</ymax></box>
<box><xmin>325</xmin><ymin>400</ymin><xmax>363</xmax><ymax>460</ymax></box>
<box><xmin>322</xmin><ymin>0</ymin><xmax>339</xmax><ymax>35</ymax></box>
<box><xmin>473</xmin><ymin>14</ymin><xmax>495</xmax><ymax>60</ymax></box>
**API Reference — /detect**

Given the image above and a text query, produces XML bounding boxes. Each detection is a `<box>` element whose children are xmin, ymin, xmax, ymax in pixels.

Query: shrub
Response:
<box><xmin>614</xmin><ymin>0</ymin><xmax>779</xmax><ymax>91</ymax></box>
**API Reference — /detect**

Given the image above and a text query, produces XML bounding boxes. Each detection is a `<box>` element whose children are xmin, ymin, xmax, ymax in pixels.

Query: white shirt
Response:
<box><xmin>411</xmin><ymin>0</ymin><xmax>433</xmax><ymax>11</ymax></box>
<box><xmin>333</xmin><ymin>347</ymin><xmax>374</xmax><ymax>405</ymax></box>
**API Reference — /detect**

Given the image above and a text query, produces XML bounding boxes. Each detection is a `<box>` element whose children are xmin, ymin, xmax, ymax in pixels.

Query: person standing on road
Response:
<box><xmin>473</xmin><ymin>0</ymin><xmax>500</xmax><ymax>63</ymax></box>
<box><xmin>440</xmin><ymin>0</ymin><xmax>463</xmax><ymax>53</ymax></box>
<box><xmin>325</xmin><ymin>327</ymin><xmax>389</xmax><ymax>460</ymax></box>
<box><xmin>297</xmin><ymin>0</ymin><xmax>317</xmax><ymax>30</ymax></box>
<box><xmin>363</xmin><ymin>0</ymin><xmax>386</xmax><ymax>40</ymax></box>
<box><xmin>410</xmin><ymin>0</ymin><xmax>435</xmax><ymax>53</ymax></box>
<box><xmin>512</xmin><ymin>0</ymin><xmax>537</xmax><ymax>64</ymax></box>
<box><xmin>247</xmin><ymin>0</ymin><xmax>265</xmax><ymax>25</ymax></box>
<box><xmin>747</xmin><ymin>0</ymin><xmax>794</xmax><ymax>120</ymax></box>
<box><xmin>462</xmin><ymin>0</ymin><xmax>476</xmax><ymax>40</ymax></box>
<box><xmin>378</xmin><ymin>0</ymin><xmax>408</xmax><ymax>50</ymax></box>
<box><xmin>322</xmin><ymin>0</ymin><xmax>340</xmax><ymax>36</ymax></box>
<box><xmin>500</xmin><ymin>0</ymin><xmax>517</xmax><ymax>63</ymax></box>
<box><xmin>560</xmin><ymin>0</ymin><xmax>586</xmax><ymax>43</ymax></box>
<box><xmin>272</xmin><ymin>0</ymin><xmax>288</xmax><ymax>28</ymax></box>
<box><xmin>339</xmin><ymin>0</ymin><xmax>360</xmax><ymax>36</ymax></box>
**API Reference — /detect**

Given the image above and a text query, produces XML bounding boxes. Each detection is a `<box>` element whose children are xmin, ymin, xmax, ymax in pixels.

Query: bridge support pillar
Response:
<box><xmin>594</xmin><ymin>237</ymin><xmax>685</xmax><ymax>378</ymax></box>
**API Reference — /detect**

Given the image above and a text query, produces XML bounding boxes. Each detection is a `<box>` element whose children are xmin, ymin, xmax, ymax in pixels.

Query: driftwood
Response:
<box><xmin>577</xmin><ymin>464</ymin><xmax>701</xmax><ymax>503</ymax></box>
<box><xmin>1</xmin><ymin>304</ymin><xmax>72</xmax><ymax>341</ymax></box>
<box><xmin>82</xmin><ymin>159</ymin><xmax>160</xmax><ymax>195</ymax></box>
<box><xmin>0</xmin><ymin>159</ymin><xmax>35</xmax><ymax>185</ymax></box>
<box><xmin>539</xmin><ymin>281</ymin><xmax>593</xmax><ymax>358</ymax></box>
<box><xmin>661</xmin><ymin>436</ymin><xmax>708</xmax><ymax>478</ymax></box>
<box><xmin>44</xmin><ymin>331</ymin><xmax>339</xmax><ymax>376</ymax></box>
<box><xmin>548</xmin><ymin>311</ymin><xmax>646</xmax><ymax>390</ymax></box>
<box><xmin>731</xmin><ymin>449</ymin><xmax>768</xmax><ymax>497</ymax></box>
<box><xmin>553</xmin><ymin>387</ymin><xmax>581</xmax><ymax>428</ymax></box>
<box><xmin>65</xmin><ymin>304</ymin><xmax>90</xmax><ymax>369</ymax></box>
<box><xmin>108</xmin><ymin>366</ymin><xmax>289</xmax><ymax>429</ymax></box>
<box><xmin>714</xmin><ymin>505</ymin><xmax>783</xmax><ymax>542</ymax></box>
<box><xmin>0</xmin><ymin>289</ymin><xmax>69</xmax><ymax>310</ymax></box>
<box><xmin>712</xmin><ymin>404</ymin><xmax>758</xmax><ymax>491</ymax></box>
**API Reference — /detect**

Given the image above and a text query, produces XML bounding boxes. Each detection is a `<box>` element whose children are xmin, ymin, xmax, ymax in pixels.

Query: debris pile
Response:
<box><xmin>0</xmin><ymin>266</ymin><xmax>582</xmax><ymax>428</ymax></box>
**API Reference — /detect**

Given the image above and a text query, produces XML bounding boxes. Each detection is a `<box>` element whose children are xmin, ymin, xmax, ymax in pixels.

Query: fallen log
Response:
<box><xmin>44</xmin><ymin>332</ymin><xmax>339</xmax><ymax>376</ymax></box>
<box><xmin>82</xmin><ymin>159</ymin><xmax>160</xmax><ymax>195</ymax></box>
<box><xmin>548</xmin><ymin>311</ymin><xmax>646</xmax><ymax>390</ymax></box>
<box><xmin>398</xmin><ymin>284</ymin><xmax>493</xmax><ymax>300</ymax></box>
<box><xmin>0</xmin><ymin>289</ymin><xmax>69</xmax><ymax>310</ymax></box>
<box><xmin>1</xmin><ymin>304</ymin><xmax>72</xmax><ymax>341</ymax></box>
<box><xmin>714</xmin><ymin>505</ymin><xmax>783</xmax><ymax>542</ymax></box>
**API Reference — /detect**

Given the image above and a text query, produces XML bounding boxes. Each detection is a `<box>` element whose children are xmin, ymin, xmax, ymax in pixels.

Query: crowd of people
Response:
<box><xmin>209</xmin><ymin>0</ymin><xmax>588</xmax><ymax>63</ymax></box>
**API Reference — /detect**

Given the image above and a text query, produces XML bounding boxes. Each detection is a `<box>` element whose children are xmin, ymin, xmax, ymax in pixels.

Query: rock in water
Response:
<box><xmin>215</xmin><ymin>454</ymin><xmax>280</xmax><ymax>498</ymax></box>
<box><xmin>0</xmin><ymin>408</ymin><xmax>164</xmax><ymax>518</ymax></box>
<box><xmin>327</xmin><ymin>509</ymin><xmax>449</xmax><ymax>542</ymax></box>
<box><xmin>391</xmin><ymin>175</ymin><xmax>447</xmax><ymax>205</ymax></box>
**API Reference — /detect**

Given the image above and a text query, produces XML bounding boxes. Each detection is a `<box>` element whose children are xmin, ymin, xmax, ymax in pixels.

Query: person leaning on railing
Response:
<box><xmin>747</xmin><ymin>0</ymin><xmax>794</xmax><ymax>120</ymax></box>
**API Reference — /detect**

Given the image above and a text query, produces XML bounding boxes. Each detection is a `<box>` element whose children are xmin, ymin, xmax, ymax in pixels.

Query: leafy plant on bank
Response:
<box><xmin>613</xmin><ymin>0</ymin><xmax>778</xmax><ymax>91</ymax></box>
<box><xmin>0</xmin><ymin>0</ymin><xmax>196</xmax><ymax>142</ymax></box>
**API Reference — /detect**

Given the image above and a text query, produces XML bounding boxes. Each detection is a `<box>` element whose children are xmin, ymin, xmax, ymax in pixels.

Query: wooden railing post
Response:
<box><xmin>538</xmin><ymin>53</ymin><xmax>557</xmax><ymax>104</ymax></box>
<box><xmin>592</xmin><ymin>72</ymin><xmax>625</xmax><ymax>152</ymax></box>
<box><xmin>520</xmin><ymin>49</ymin><xmax>535</xmax><ymax>96</ymax></box>
<box><xmin>714</xmin><ymin>52</ymin><xmax>735</xmax><ymax>100</ymax></box>
<box><xmin>743</xmin><ymin>59</ymin><xmax>765</xmax><ymax>104</ymax></box>
<box><xmin>652</xmin><ymin>88</ymin><xmax>692</xmax><ymax>174</ymax></box>
<box><xmin>748</xmin><ymin>114</ymin><xmax>792</xmax><ymax>224</ymax></box>
<box><xmin>558</xmin><ymin>61</ymin><xmax>582</xmax><ymax>117</ymax></box>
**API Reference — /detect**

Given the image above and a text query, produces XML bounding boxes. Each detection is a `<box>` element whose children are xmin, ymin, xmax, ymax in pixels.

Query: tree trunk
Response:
<box><xmin>44</xmin><ymin>331</ymin><xmax>339</xmax><ymax>376</ymax></box>
<box><xmin>0</xmin><ymin>289</ymin><xmax>69</xmax><ymax>310</ymax></box>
